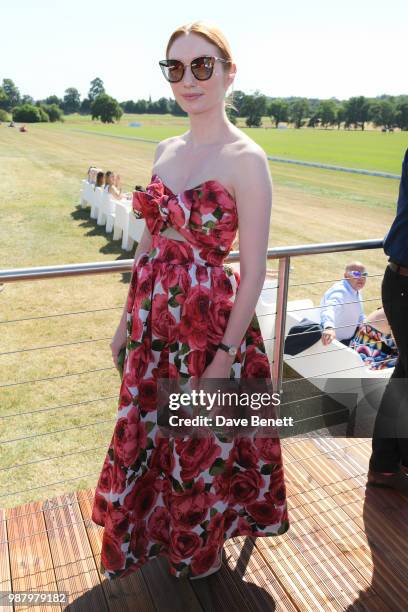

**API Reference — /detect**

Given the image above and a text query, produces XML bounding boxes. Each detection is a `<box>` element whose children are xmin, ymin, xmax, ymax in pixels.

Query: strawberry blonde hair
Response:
<box><xmin>165</xmin><ymin>21</ymin><xmax>235</xmax><ymax>110</ymax></box>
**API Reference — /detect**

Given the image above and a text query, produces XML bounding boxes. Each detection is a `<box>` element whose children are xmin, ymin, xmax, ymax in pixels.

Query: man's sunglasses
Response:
<box><xmin>159</xmin><ymin>55</ymin><xmax>231</xmax><ymax>83</ymax></box>
<box><xmin>348</xmin><ymin>271</ymin><xmax>369</xmax><ymax>278</ymax></box>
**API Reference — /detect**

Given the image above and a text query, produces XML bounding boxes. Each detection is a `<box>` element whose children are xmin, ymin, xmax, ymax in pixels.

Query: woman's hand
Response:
<box><xmin>110</xmin><ymin>322</ymin><xmax>127</xmax><ymax>372</ymax></box>
<box><xmin>199</xmin><ymin>351</ymin><xmax>234</xmax><ymax>380</ymax></box>
<box><xmin>191</xmin><ymin>349</ymin><xmax>235</xmax><ymax>416</ymax></box>
<box><xmin>190</xmin><ymin>350</ymin><xmax>235</xmax><ymax>411</ymax></box>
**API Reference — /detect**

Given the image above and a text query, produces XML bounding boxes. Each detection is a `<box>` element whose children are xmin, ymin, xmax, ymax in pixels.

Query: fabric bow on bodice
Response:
<box><xmin>132</xmin><ymin>174</ymin><xmax>239</xmax><ymax>265</ymax></box>
<box><xmin>132</xmin><ymin>178</ymin><xmax>191</xmax><ymax>236</ymax></box>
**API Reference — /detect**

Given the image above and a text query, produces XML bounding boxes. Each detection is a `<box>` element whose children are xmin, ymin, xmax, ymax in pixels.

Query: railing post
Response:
<box><xmin>272</xmin><ymin>256</ymin><xmax>291</xmax><ymax>395</ymax></box>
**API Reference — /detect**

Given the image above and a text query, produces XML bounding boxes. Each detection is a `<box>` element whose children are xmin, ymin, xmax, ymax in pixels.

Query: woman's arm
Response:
<box><xmin>116</xmin><ymin>142</ymin><xmax>169</xmax><ymax>329</ymax></box>
<box><xmin>109</xmin><ymin>185</ymin><xmax>122</xmax><ymax>200</ymax></box>
<box><xmin>213</xmin><ymin>146</ymin><xmax>272</xmax><ymax>365</ymax></box>
<box><xmin>116</xmin><ymin>225</ymin><xmax>152</xmax><ymax>330</ymax></box>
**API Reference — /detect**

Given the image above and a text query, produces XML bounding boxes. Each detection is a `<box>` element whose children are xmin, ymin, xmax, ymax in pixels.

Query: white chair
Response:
<box><xmin>97</xmin><ymin>190</ymin><xmax>116</xmax><ymax>227</ymax></box>
<box><xmin>79</xmin><ymin>179</ymin><xmax>88</xmax><ymax>208</ymax></box>
<box><xmin>113</xmin><ymin>201</ymin><xmax>131</xmax><ymax>248</ymax></box>
<box><xmin>106</xmin><ymin>196</ymin><xmax>117</xmax><ymax>233</ymax></box>
<box><xmin>90</xmin><ymin>186</ymin><xmax>103</xmax><ymax>219</ymax></box>
<box><xmin>128</xmin><ymin>213</ymin><xmax>146</xmax><ymax>249</ymax></box>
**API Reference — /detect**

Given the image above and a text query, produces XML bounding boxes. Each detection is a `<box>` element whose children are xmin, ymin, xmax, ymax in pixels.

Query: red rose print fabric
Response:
<box><xmin>91</xmin><ymin>174</ymin><xmax>289</xmax><ymax>579</ymax></box>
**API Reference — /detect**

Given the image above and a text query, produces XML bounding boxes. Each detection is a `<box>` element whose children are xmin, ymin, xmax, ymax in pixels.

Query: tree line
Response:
<box><xmin>1</xmin><ymin>76</ymin><xmax>407</xmax><ymax>130</ymax></box>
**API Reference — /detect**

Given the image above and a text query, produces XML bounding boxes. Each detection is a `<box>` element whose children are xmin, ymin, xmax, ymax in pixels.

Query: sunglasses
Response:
<box><xmin>348</xmin><ymin>271</ymin><xmax>369</xmax><ymax>278</ymax></box>
<box><xmin>159</xmin><ymin>55</ymin><xmax>231</xmax><ymax>83</ymax></box>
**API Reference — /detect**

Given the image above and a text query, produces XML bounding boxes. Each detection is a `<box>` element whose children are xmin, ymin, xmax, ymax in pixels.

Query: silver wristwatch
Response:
<box><xmin>218</xmin><ymin>342</ymin><xmax>238</xmax><ymax>357</ymax></box>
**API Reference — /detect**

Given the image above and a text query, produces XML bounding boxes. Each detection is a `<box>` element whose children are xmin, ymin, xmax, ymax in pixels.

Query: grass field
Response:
<box><xmin>43</xmin><ymin>113</ymin><xmax>408</xmax><ymax>174</ymax></box>
<box><xmin>0</xmin><ymin>115</ymin><xmax>407</xmax><ymax>509</ymax></box>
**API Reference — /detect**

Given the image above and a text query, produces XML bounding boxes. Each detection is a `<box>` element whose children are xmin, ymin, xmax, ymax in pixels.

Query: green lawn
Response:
<box><xmin>44</xmin><ymin>113</ymin><xmax>408</xmax><ymax>174</ymax></box>
<box><xmin>0</xmin><ymin>116</ymin><xmax>404</xmax><ymax>509</ymax></box>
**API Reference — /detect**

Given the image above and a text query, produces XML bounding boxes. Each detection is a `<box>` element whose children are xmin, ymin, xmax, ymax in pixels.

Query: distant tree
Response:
<box><xmin>41</xmin><ymin>103</ymin><xmax>63</xmax><ymax>122</ymax></box>
<box><xmin>307</xmin><ymin>113</ymin><xmax>320</xmax><ymax>128</ymax></box>
<box><xmin>226</xmin><ymin>105</ymin><xmax>238</xmax><ymax>124</ymax></box>
<box><xmin>230</xmin><ymin>89</ymin><xmax>246</xmax><ymax>116</ymax></box>
<box><xmin>63</xmin><ymin>87</ymin><xmax>81</xmax><ymax>114</ymax></box>
<box><xmin>80</xmin><ymin>98</ymin><xmax>92</xmax><ymax>115</ymax></box>
<box><xmin>344</xmin><ymin>96</ymin><xmax>371</xmax><ymax>130</ymax></box>
<box><xmin>21</xmin><ymin>94</ymin><xmax>35</xmax><ymax>105</ymax></box>
<box><xmin>335</xmin><ymin>104</ymin><xmax>346</xmax><ymax>129</ymax></box>
<box><xmin>171</xmin><ymin>100</ymin><xmax>188</xmax><ymax>116</ymax></box>
<box><xmin>38</xmin><ymin>107</ymin><xmax>50</xmax><ymax>122</ymax></box>
<box><xmin>156</xmin><ymin>97</ymin><xmax>170</xmax><ymax>114</ymax></box>
<box><xmin>370</xmin><ymin>100</ymin><xmax>396</xmax><ymax>130</ymax></box>
<box><xmin>147</xmin><ymin>100</ymin><xmax>160</xmax><ymax>114</ymax></box>
<box><xmin>241</xmin><ymin>92</ymin><xmax>266</xmax><ymax>127</ymax></box>
<box><xmin>12</xmin><ymin>104</ymin><xmax>42</xmax><ymax>122</ymax></box>
<box><xmin>88</xmin><ymin>78</ymin><xmax>105</xmax><ymax>102</ymax></box>
<box><xmin>395</xmin><ymin>101</ymin><xmax>408</xmax><ymax>130</ymax></box>
<box><xmin>0</xmin><ymin>87</ymin><xmax>8</xmax><ymax>110</ymax></box>
<box><xmin>1</xmin><ymin>79</ymin><xmax>20</xmax><ymax>111</ymax></box>
<box><xmin>318</xmin><ymin>100</ymin><xmax>337</xmax><ymax>128</ymax></box>
<box><xmin>268</xmin><ymin>100</ymin><xmax>289</xmax><ymax>127</ymax></box>
<box><xmin>134</xmin><ymin>99</ymin><xmax>148</xmax><ymax>113</ymax></box>
<box><xmin>45</xmin><ymin>95</ymin><xmax>63</xmax><ymax>108</ymax></box>
<box><xmin>0</xmin><ymin>109</ymin><xmax>10</xmax><ymax>122</ymax></box>
<box><xmin>91</xmin><ymin>93</ymin><xmax>123</xmax><ymax>123</ymax></box>
<box><xmin>289</xmin><ymin>98</ymin><xmax>310</xmax><ymax>128</ymax></box>
<box><xmin>120</xmin><ymin>100</ymin><xmax>136</xmax><ymax>113</ymax></box>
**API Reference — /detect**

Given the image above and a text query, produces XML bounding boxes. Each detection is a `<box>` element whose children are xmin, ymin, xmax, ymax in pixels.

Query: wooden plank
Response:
<box><xmin>0</xmin><ymin>508</ymin><xmax>12</xmax><ymax>612</ymax></box>
<box><xmin>140</xmin><ymin>555</ymin><xmax>204</xmax><ymax>612</ymax></box>
<box><xmin>4</xmin><ymin>436</ymin><xmax>408</xmax><ymax>611</ymax></box>
<box><xmin>257</xmin><ymin>509</ymin><xmax>383</xmax><ymax>612</ymax></box>
<box><xmin>283</xmin><ymin>461</ymin><xmax>322</xmax><ymax>497</ymax></box>
<box><xmin>221</xmin><ymin>536</ymin><xmax>299</xmax><ymax>612</ymax></box>
<box><xmin>42</xmin><ymin>492</ymin><xmax>107</xmax><ymax>610</ymax></box>
<box><xmin>77</xmin><ymin>489</ymin><xmax>155</xmax><ymax>612</ymax></box>
<box><xmin>190</xmin><ymin>547</ymin><xmax>256</xmax><ymax>612</ymax></box>
<box><xmin>291</xmin><ymin>440</ymin><xmax>407</xmax><ymax>611</ymax></box>
<box><xmin>6</xmin><ymin>500</ymin><xmax>61</xmax><ymax>612</ymax></box>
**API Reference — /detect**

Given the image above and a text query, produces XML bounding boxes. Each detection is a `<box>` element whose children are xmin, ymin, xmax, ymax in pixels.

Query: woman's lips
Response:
<box><xmin>181</xmin><ymin>94</ymin><xmax>202</xmax><ymax>100</ymax></box>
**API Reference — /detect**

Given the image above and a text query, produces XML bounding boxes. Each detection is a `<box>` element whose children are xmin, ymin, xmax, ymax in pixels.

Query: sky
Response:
<box><xmin>1</xmin><ymin>0</ymin><xmax>406</xmax><ymax>103</ymax></box>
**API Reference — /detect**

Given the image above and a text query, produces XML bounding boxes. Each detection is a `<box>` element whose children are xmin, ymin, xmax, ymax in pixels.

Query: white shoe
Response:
<box><xmin>189</xmin><ymin>550</ymin><xmax>222</xmax><ymax>580</ymax></box>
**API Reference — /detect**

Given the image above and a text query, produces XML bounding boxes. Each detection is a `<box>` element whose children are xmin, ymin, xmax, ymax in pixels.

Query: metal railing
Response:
<box><xmin>1</xmin><ymin>237</ymin><xmax>384</xmax><ymax>396</ymax></box>
<box><xmin>0</xmin><ymin>236</ymin><xmax>388</xmax><ymax>536</ymax></box>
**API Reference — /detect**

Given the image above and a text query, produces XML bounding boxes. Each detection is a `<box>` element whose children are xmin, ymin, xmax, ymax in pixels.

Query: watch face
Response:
<box><xmin>229</xmin><ymin>347</ymin><xmax>237</xmax><ymax>356</ymax></box>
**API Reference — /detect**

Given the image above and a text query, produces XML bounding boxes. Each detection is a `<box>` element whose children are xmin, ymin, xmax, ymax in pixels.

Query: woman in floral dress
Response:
<box><xmin>91</xmin><ymin>20</ymin><xmax>289</xmax><ymax>580</ymax></box>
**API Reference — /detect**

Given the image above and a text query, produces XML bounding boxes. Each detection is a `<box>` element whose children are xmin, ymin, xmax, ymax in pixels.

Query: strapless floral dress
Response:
<box><xmin>91</xmin><ymin>173</ymin><xmax>289</xmax><ymax>580</ymax></box>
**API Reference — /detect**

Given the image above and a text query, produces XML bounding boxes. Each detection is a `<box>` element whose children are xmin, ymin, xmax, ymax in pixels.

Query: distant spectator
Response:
<box><xmin>114</xmin><ymin>173</ymin><xmax>122</xmax><ymax>194</ymax></box>
<box><xmin>87</xmin><ymin>166</ymin><xmax>97</xmax><ymax>184</ymax></box>
<box><xmin>320</xmin><ymin>261</ymin><xmax>367</xmax><ymax>346</ymax></box>
<box><xmin>104</xmin><ymin>171</ymin><xmax>113</xmax><ymax>191</ymax></box>
<box><xmin>106</xmin><ymin>172</ymin><xmax>122</xmax><ymax>200</ymax></box>
<box><xmin>95</xmin><ymin>171</ymin><xmax>105</xmax><ymax>189</ymax></box>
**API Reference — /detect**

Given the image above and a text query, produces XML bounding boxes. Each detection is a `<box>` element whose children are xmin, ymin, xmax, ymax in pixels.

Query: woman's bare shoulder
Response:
<box><xmin>229</xmin><ymin>129</ymin><xmax>267</xmax><ymax>158</ymax></box>
<box><xmin>228</xmin><ymin>133</ymin><xmax>270</xmax><ymax>185</ymax></box>
<box><xmin>154</xmin><ymin>133</ymin><xmax>188</xmax><ymax>161</ymax></box>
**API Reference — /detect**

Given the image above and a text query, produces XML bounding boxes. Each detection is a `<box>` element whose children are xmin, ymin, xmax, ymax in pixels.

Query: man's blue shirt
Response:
<box><xmin>383</xmin><ymin>147</ymin><xmax>408</xmax><ymax>266</ymax></box>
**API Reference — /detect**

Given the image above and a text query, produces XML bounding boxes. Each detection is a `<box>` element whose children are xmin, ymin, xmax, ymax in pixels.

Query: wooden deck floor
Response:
<box><xmin>1</xmin><ymin>437</ymin><xmax>408</xmax><ymax>612</ymax></box>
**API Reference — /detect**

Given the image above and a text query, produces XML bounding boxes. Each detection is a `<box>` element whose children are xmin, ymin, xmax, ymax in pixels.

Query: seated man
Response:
<box><xmin>320</xmin><ymin>261</ymin><xmax>368</xmax><ymax>346</ymax></box>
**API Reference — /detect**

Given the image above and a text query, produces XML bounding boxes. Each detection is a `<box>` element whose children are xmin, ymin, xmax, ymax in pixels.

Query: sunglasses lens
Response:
<box><xmin>160</xmin><ymin>60</ymin><xmax>183</xmax><ymax>82</ymax></box>
<box><xmin>191</xmin><ymin>56</ymin><xmax>214</xmax><ymax>80</ymax></box>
